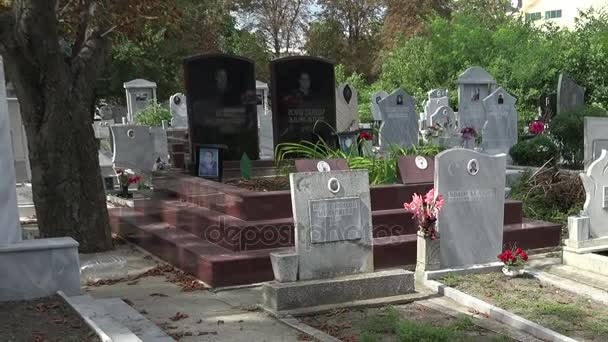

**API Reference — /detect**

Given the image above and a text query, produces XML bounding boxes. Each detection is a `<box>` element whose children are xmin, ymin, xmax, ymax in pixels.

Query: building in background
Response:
<box><xmin>519</xmin><ymin>0</ymin><xmax>608</xmax><ymax>28</ymax></box>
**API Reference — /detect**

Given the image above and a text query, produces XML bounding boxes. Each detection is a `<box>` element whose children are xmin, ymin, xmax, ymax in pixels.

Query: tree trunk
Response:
<box><xmin>0</xmin><ymin>0</ymin><xmax>114</xmax><ymax>253</ymax></box>
<box><xmin>22</xmin><ymin>87</ymin><xmax>113</xmax><ymax>253</ymax></box>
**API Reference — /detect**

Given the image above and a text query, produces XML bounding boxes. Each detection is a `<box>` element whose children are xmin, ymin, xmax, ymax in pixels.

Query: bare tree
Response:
<box><xmin>237</xmin><ymin>0</ymin><xmax>312</xmax><ymax>57</ymax></box>
<box><xmin>0</xmin><ymin>0</ymin><xmax>113</xmax><ymax>252</ymax></box>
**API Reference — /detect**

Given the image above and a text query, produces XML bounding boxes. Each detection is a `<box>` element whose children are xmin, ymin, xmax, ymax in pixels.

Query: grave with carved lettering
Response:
<box><xmin>336</xmin><ymin>83</ymin><xmax>359</xmax><ymax>132</ymax></box>
<box><xmin>557</xmin><ymin>73</ymin><xmax>585</xmax><ymax>115</ymax></box>
<box><xmin>184</xmin><ymin>54</ymin><xmax>259</xmax><ymax>160</ymax></box>
<box><xmin>435</xmin><ymin>149</ymin><xmax>506</xmax><ymax>268</ymax></box>
<box><xmin>378</xmin><ymin>88</ymin><xmax>419</xmax><ymax>151</ymax></box>
<box><xmin>262</xmin><ymin>170</ymin><xmax>414</xmax><ymax>312</ymax></box>
<box><xmin>456</xmin><ymin>67</ymin><xmax>497</xmax><ymax>132</ymax></box>
<box><xmin>481</xmin><ymin>87</ymin><xmax>518</xmax><ymax>155</ymax></box>
<box><xmin>124</xmin><ymin>79</ymin><xmax>157</xmax><ymax>122</ymax></box>
<box><xmin>271</xmin><ymin>56</ymin><xmax>336</xmax><ymax>147</ymax></box>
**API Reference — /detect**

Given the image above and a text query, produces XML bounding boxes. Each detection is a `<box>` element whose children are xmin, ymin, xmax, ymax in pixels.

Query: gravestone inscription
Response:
<box><xmin>290</xmin><ymin>169</ymin><xmax>373</xmax><ymax>280</ymax></box>
<box><xmin>435</xmin><ymin>149</ymin><xmax>506</xmax><ymax>268</ymax></box>
<box><xmin>456</xmin><ymin>67</ymin><xmax>496</xmax><ymax>132</ymax></box>
<box><xmin>184</xmin><ymin>54</ymin><xmax>259</xmax><ymax>160</ymax></box>
<box><xmin>271</xmin><ymin>56</ymin><xmax>336</xmax><ymax>146</ymax></box>
<box><xmin>481</xmin><ymin>87</ymin><xmax>518</xmax><ymax>155</ymax></box>
<box><xmin>378</xmin><ymin>88</ymin><xmax>418</xmax><ymax>151</ymax></box>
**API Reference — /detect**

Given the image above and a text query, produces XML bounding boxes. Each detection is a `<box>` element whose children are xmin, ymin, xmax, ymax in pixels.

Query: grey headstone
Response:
<box><xmin>371</xmin><ymin>90</ymin><xmax>389</xmax><ymax>121</ymax></box>
<box><xmin>256</xmin><ymin>85</ymin><xmax>274</xmax><ymax>160</ymax></box>
<box><xmin>336</xmin><ymin>83</ymin><xmax>359</xmax><ymax>132</ymax></box>
<box><xmin>290</xmin><ymin>170</ymin><xmax>373</xmax><ymax>280</ymax></box>
<box><xmin>481</xmin><ymin>87</ymin><xmax>518</xmax><ymax>155</ymax></box>
<box><xmin>378</xmin><ymin>89</ymin><xmax>419</xmax><ymax>151</ymax></box>
<box><xmin>581</xmin><ymin>150</ymin><xmax>608</xmax><ymax>238</ymax></box>
<box><xmin>123</xmin><ymin>79</ymin><xmax>157</xmax><ymax>122</ymax></box>
<box><xmin>169</xmin><ymin>93</ymin><xmax>188</xmax><ymax>129</ymax></box>
<box><xmin>93</xmin><ymin>120</ymin><xmax>113</xmax><ymax>139</ymax></box>
<box><xmin>424</xmin><ymin>89</ymin><xmax>449</xmax><ymax>126</ymax></box>
<box><xmin>110</xmin><ymin>125</ymin><xmax>168</xmax><ymax>173</ymax></box>
<box><xmin>435</xmin><ymin>149</ymin><xmax>506</xmax><ymax>268</ymax></box>
<box><xmin>456</xmin><ymin>67</ymin><xmax>496</xmax><ymax>132</ymax></box>
<box><xmin>98</xmin><ymin>105</ymin><xmax>113</xmax><ymax>120</ymax></box>
<box><xmin>557</xmin><ymin>74</ymin><xmax>585</xmax><ymax>115</ymax></box>
<box><xmin>0</xmin><ymin>57</ymin><xmax>21</xmax><ymax>244</ymax></box>
<box><xmin>429</xmin><ymin>105</ymin><xmax>457</xmax><ymax>131</ymax></box>
<box><xmin>584</xmin><ymin>117</ymin><xmax>608</xmax><ymax>169</ymax></box>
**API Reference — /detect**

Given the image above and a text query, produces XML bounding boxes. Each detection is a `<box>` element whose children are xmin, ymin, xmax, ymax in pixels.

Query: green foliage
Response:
<box><xmin>395</xmin><ymin>320</ymin><xmax>457</xmax><ymax>341</ymax></box>
<box><xmin>134</xmin><ymin>101</ymin><xmax>172</xmax><ymax>127</ymax></box>
<box><xmin>550</xmin><ymin>105</ymin><xmax>608</xmax><ymax>168</ymax></box>
<box><xmin>275</xmin><ymin>139</ymin><xmax>443</xmax><ymax>185</ymax></box>
<box><xmin>509</xmin><ymin>135</ymin><xmax>560</xmax><ymax>167</ymax></box>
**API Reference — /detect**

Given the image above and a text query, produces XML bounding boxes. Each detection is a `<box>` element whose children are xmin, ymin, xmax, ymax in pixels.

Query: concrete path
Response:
<box><xmin>83</xmin><ymin>243</ymin><xmax>304</xmax><ymax>342</ymax></box>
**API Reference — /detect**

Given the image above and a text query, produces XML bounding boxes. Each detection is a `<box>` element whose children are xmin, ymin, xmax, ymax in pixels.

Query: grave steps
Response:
<box><xmin>64</xmin><ymin>293</ymin><xmax>172</xmax><ymax>341</ymax></box>
<box><xmin>110</xmin><ymin>207</ymin><xmax>562</xmax><ymax>287</ymax></box>
<box><xmin>134</xmin><ymin>196</ymin><xmax>526</xmax><ymax>252</ymax></box>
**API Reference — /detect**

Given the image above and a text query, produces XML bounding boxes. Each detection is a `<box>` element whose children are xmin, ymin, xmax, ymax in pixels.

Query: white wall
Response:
<box><xmin>522</xmin><ymin>0</ymin><xmax>608</xmax><ymax>28</ymax></box>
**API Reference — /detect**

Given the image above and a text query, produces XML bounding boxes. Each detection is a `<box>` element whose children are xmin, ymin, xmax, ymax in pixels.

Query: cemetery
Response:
<box><xmin>3</xmin><ymin>1</ymin><xmax>608</xmax><ymax>341</ymax></box>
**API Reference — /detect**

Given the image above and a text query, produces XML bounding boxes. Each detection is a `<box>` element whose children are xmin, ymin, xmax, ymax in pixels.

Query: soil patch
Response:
<box><xmin>0</xmin><ymin>294</ymin><xmax>101</xmax><ymax>342</ymax></box>
<box><xmin>302</xmin><ymin>304</ymin><xmax>513</xmax><ymax>341</ymax></box>
<box><xmin>225</xmin><ymin>176</ymin><xmax>290</xmax><ymax>192</ymax></box>
<box><xmin>441</xmin><ymin>272</ymin><xmax>608</xmax><ymax>341</ymax></box>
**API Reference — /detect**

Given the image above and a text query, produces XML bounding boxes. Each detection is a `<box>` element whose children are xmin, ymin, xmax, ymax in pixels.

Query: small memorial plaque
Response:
<box><xmin>309</xmin><ymin>197</ymin><xmax>362</xmax><ymax>244</ymax></box>
<box><xmin>415</xmin><ymin>156</ymin><xmax>428</xmax><ymax>170</ymax></box>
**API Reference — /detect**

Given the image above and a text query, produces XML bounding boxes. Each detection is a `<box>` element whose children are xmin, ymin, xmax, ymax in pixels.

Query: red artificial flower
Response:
<box><xmin>515</xmin><ymin>247</ymin><xmax>523</xmax><ymax>255</ymax></box>
<box><xmin>128</xmin><ymin>175</ymin><xmax>142</xmax><ymax>184</ymax></box>
<box><xmin>529</xmin><ymin>120</ymin><xmax>545</xmax><ymax>135</ymax></box>
<box><xmin>519</xmin><ymin>252</ymin><xmax>528</xmax><ymax>261</ymax></box>
<box><xmin>359</xmin><ymin>131</ymin><xmax>373</xmax><ymax>141</ymax></box>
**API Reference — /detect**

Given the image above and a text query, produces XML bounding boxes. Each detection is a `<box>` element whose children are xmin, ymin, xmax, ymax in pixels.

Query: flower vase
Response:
<box><xmin>502</xmin><ymin>265</ymin><xmax>525</xmax><ymax>277</ymax></box>
<box><xmin>416</xmin><ymin>231</ymin><xmax>440</xmax><ymax>273</ymax></box>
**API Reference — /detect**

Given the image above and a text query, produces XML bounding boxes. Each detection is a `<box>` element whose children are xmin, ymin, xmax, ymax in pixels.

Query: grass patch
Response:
<box><xmin>442</xmin><ymin>273</ymin><xmax>608</xmax><ymax>341</ymax></box>
<box><xmin>361</xmin><ymin>307</ymin><xmax>510</xmax><ymax>342</ymax></box>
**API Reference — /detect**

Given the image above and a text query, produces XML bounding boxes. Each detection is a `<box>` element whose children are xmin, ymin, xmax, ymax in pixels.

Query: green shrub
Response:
<box><xmin>550</xmin><ymin>105</ymin><xmax>608</xmax><ymax>168</ymax></box>
<box><xmin>509</xmin><ymin>135</ymin><xmax>560</xmax><ymax>167</ymax></box>
<box><xmin>135</xmin><ymin>101</ymin><xmax>172</xmax><ymax>127</ymax></box>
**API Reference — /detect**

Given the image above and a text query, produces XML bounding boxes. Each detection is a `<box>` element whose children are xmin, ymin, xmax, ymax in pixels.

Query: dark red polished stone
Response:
<box><xmin>396</xmin><ymin>155</ymin><xmax>435</xmax><ymax>185</ymax></box>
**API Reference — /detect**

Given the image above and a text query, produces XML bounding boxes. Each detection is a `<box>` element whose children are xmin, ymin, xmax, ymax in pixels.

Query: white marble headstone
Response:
<box><xmin>111</xmin><ymin>125</ymin><xmax>169</xmax><ymax>172</ymax></box>
<box><xmin>435</xmin><ymin>149</ymin><xmax>506</xmax><ymax>268</ymax></box>
<box><xmin>290</xmin><ymin>170</ymin><xmax>373</xmax><ymax>280</ymax></box>
<box><xmin>481</xmin><ymin>87</ymin><xmax>518</xmax><ymax>155</ymax></box>
<box><xmin>378</xmin><ymin>88</ymin><xmax>419</xmax><ymax>151</ymax></box>
<box><xmin>456</xmin><ymin>67</ymin><xmax>496</xmax><ymax>132</ymax></box>
<box><xmin>124</xmin><ymin>79</ymin><xmax>157</xmax><ymax>122</ymax></box>
<box><xmin>581</xmin><ymin>149</ymin><xmax>608</xmax><ymax>239</ymax></box>
<box><xmin>169</xmin><ymin>93</ymin><xmax>188</xmax><ymax>129</ymax></box>
<box><xmin>371</xmin><ymin>90</ymin><xmax>389</xmax><ymax>121</ymax></box>
<box><xmin>429</xmin><ymin>105</ymin><xmax>457</xmax><ymax>131</ymax></box>
<box><xmin>584</xmin><ymin>117</ymin><xmax>608</xmax><ymax>169</ymax></box>
<box><xmin>336</xmin><ymin>84</ymin><xmax>359</xmax><ymax>132</ymax></box>
<box><xmin>0</xmin><ymin>57</ymin><xmax>21</xmax><ymax>244</ymax></box>
<box><xmin>424</xmin><ymin>89</ymin><xmax>449</xmax><ymax>126</ymax></box>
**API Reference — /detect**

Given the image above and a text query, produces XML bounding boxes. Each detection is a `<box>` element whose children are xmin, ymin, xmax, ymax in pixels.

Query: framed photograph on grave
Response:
<box><xmin>195</xmin><ymin>144</ymin><xmax>226</xmax><ymax>181</ymax></box>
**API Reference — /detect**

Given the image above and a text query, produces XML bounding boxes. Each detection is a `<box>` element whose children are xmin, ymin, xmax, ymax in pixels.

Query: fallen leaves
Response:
<box><xmin>169</xmin><ymin>312</ymin><xmax>189</xmax><ymax>321</ymax></box>
<box><xmin>86</xmin><ymin>264</ymin><xmax>209</xmax><ymax>292</ymax></box>
<box><xmin>149</xmin><ymin>293</ymin><xmax>169</xmax><ymax>297</ymax></box>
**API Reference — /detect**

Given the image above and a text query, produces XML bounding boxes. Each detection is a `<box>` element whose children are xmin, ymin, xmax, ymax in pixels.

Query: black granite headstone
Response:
<box><xmin>270</xmin><ymin>56</ymin><xmax>336</xmax><ymax>146</ymax></box>
<box><xmin>184</xmin><ymin>54</ymin><xmax>259</xmax><ymax>160</ymax></box>
<box><xmin>539</xmin><ymin>93</ymin><xmax>557</xmax><ymax>123</ymax></box>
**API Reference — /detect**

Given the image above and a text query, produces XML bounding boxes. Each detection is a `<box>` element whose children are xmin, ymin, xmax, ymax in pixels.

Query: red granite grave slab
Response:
<box><xmin>397</xmin><ymin>155</ymin><xmax>435</xmax><ymax>185</ymax></box>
